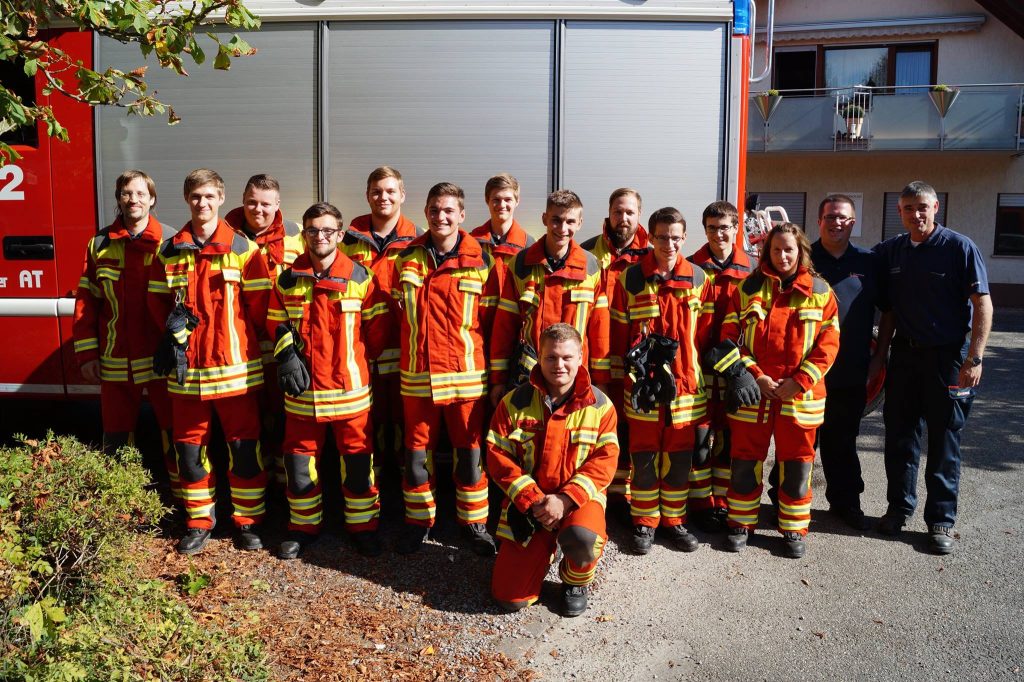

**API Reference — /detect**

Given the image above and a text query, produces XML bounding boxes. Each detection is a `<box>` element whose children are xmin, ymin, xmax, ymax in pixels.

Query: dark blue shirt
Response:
<box><xmin>811</xmin><ymin>240</ymin><xmax>880</xmax><ymax>388</ymax></box>
<box><xmin>872</xmin><ymin>225</ymin><xmax>989</xmax><ymax>347</ymax></box>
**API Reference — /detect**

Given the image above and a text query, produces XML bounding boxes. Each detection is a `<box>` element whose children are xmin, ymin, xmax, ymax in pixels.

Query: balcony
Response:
<box><xmin>748</xmin><ymin>84</ymin><xmax>1024</xmax><ymax>153</ymax></box>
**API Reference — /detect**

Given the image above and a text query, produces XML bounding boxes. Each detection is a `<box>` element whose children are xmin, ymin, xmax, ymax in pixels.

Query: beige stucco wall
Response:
<box><xmin>746</xmin><ymin>152</ymin><xmax>1024</xmax><ymax>285</ymax></box>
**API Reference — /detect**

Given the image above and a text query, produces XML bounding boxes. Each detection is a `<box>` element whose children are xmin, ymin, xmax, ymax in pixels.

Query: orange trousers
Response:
<box><xmin>402</xmin><ymin>395</ymin><xmax>488</xmax><ymax>527</ymax></box>
<box><xmin>101</xmin><ymin>379</ymin><xmax>178</xmax><ymax>502</ymax></box>
<box><xmin>492</xmin><ymin>500</ymin><xmax>607</xmax><ymax>607</ymax></box>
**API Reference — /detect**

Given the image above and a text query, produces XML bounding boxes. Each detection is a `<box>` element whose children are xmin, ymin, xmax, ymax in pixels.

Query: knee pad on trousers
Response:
<box><xmin>284</xmin><ymin>453</ymin><xmax>316</xmax><ymax>496</ymax></box>
<box><xmin>692</xmin><ymin>425</ymin><xmax>711</xmax><ymax>469</ymax></box>
<box><xmin>102</xmin><ymin>431</ymin><xmax>132</xmax><ymax>455</ymax></box>
<box><xmin>731</xmin><ymin>459</ymin><xmax>760</xmax><ymax>495</ymax></box>
<box><xmin>176</xmin><ymin>443</ymin><xmax>209</xmax><ymax>483</ymax></box>
<box><xmin>780</xmin><ymin>459</ymin><xmax>813</xmax><ymax>500</ymax></box>
<box><xmin>454</xmin><ymin>447</ymin><xmax>483</xmax><ymax>486</ymax></box>
<box><xmin>663</xmin><ymin>450</ymin><xmax>694</xmax><ymax>488</ymax></box>
<box><xmin>405</xmin><ymin>449</ymin><xmax>429</xmax><ymax>487</ymax></box>
<box><xmin>343</xmin><ymin>453</ymin><xmax>373</xmax><ymax>494</ymax></box>
<box><xmin>558</xmin><ymin>525</ymin><xmax>599</xmax><ymax>565</ymax></box>
<box><xmin>631</xmin><ymin>451</ymin><xmax>658</xmax><ymax>489</ymax></box>
<box><xmin>228</xmin><ymin>439</ymin><xmax>263</xmax><ymax>479</ymax></box>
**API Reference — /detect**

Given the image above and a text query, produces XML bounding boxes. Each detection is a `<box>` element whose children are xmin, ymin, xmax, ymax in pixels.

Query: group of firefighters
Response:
<box><xmin>73</xmin><ymin>165</ymin><xmax>987</xmax><ymax>618</ymax></box>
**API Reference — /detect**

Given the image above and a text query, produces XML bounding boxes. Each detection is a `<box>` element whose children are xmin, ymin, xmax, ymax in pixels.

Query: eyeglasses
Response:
<box><xmin>704</xmin><ymin>225</ymin><xmax>736</xmax><ymax>234</ymax></box>
<box><xmin>303</xmin><ymin>227</ymin><xmax>340</xmax><ymax>238</ymax></box>
<box><xmin>652</xmin><ymin>235</ymin><xmax>684</xmax><ymax>244</ymax></box>
<box><xmin>821</xmin><ymin>214</ymin><xmax>854</xmax><ymax>224</ymax></box>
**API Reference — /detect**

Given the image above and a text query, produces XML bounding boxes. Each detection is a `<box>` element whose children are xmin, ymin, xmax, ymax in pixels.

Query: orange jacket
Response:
<box><xmin>266</xmin><ymin>252</ymin><xmax>393</xmax><ymax>421</ymax></box>
<box><xmin>470</xmin><ymin>219</ymin><xmax>535</xmax><ymax>302</ymax></box>
<box><xmin>688</xmin><ymin>244</ymin><xmax>755</xmax><ymax>344</ymax></box>
<box><xmin>224</xmin><ymin>207</ymin><xmax>303</xmax><ymax>282</ymax></box>
<box><xmin>389</xmin><ymin>231</ymin><xmax>499</xmax><ymax>404</ymax></box>
<box><xmin>610</xmin><ymin>252</ymin><xmax>714</xmax><ymax>424</ymax></box>
<box><xmin>73</xmin><ymin>215</ymin><xmax>175</xmax><ymax>383</ymax></box>
<box><xmin>487</xmin><ymin>366</ymin><xmax>618</xmax><ymax>541</ymax></box>
<box><xmin>720</xmin><ymin>264</ymin><xmax>840</xmax><ymax>423</ymax></box>
<box><xmin>343</xmin><ymin>214</ymin><xmax>420</xmax><ymax>376</ymax></box>
<box><xmin>580</xmin><ymin>223</ymin><xmax>651</xmax><ymax>381</ymax></box>
<box><xmin>147</xmin><ymin>219</ymin><xmax>272</xmax><ymax>400</ymax></box>
<box><xmin>490</xmin><ymin>240</ymin><xmax>609</xmax><ymax>387</ymax></box>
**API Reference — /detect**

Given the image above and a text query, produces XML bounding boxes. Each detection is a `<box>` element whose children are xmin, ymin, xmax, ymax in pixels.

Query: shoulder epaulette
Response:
<box><xmin>349</xmin><ymin>262</ymin><xmax>371</xmax><ymax>285</ymax></box>
<box><xmin>579</xmin><ymin>235</ymin><xmax>600</xmax><ymax>252</ymax></box>
<box><xmin>582</xmin><ymin>249</ymin><xmax>600</xmax><ymax>277</ymax></box>
<box><xmin>510</xmin><ymin>383</ymin><xmax>536</xmax><ymax>410</ymax></box>
<box><xmin>811</xmin><ymin>275</ymin><xmax>830</xmax><ymax>295</ymax></box>
<box><xmin>398</xmin><ymin>244</ymin><xmax>417</xmax><ymax>258</ymax></box>
<box><xmin>277</xmin><ymin>268</ymin><xmax>298</xmax><ymax>290</ymax></box>
<box><xmin>524</xmin><ymin>233</ymin><xmax>536</xmax><ymax>247</ymax></box>
<box><xmin>623</xmin><ymin>263</ymin><xmax>647</xmax><ymax>294</ymax></box>
<box><xmin>230</xmin><ymin>232</ymin><xmax>251</xmax><ymax>256</ymax></box>
<box><xmin>591</xmin><ymin>386</ymin><xmax>610</xmax><ymax>410</ymax></box>
<box><xmin>512</xmin><ymin>250</ymin><xmax>530</xmax><ymax>280</ymax></box>
<box><xmin>284</xmin><ymin>220</ymin><xmax>301</xmax><ymax>237</ymax></box>
<box><xmin>741</xmin><ymin>271</ymin><xmax>766</xmax><ymax>295</ymax></box>
<box><xmin>159</xmin><ymin>239</ymin><xmax>179</xmax><ymax>258</ymax></box>
<box><xmin>691</xmin><ymin>265</ymin><xmax>707</xmax><ymax>288</ymax></box>
<box><xmin>91</xmin><ymin>232</ymin><xmax>111</xmax><ymax>253</ymax></box>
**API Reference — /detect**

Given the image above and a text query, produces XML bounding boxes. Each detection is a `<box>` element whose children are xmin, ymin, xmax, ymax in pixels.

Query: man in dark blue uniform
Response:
<box><xmin>872</xmin><ymin>181</ymin><xmax>992</xmax><ymax>555</ymax></box>
<box><xmin>810</xmin><ymin>194</ymin><xmax>882</xmax><ymax>531</ymax></box>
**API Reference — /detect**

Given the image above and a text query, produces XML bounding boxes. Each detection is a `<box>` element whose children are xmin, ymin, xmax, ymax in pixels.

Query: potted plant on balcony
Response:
<box><xmin>754</xmin><ymin>89</ymin><xmax>783</xmax><ymax>123</ymax></box>
<box><xmin>841</xmin><ymin>103</ymin><xmax>865</xmax><ymax>139</ymax></box>
<box><xmin>929</xmin><ymin>84</ymin><xmax>960</xmax><ymax>117</ymax></box>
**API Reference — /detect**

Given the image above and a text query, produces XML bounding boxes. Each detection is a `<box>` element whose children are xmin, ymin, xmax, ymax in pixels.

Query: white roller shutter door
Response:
<box><xmin>95</xmin><ymin>24</ymin><xmax>319</xmax><ymax>229</ymax></box>
<box><xmin>327</xmin><ymin>21</ymin><xmax>554</xmax><ymax>235</ymax></box>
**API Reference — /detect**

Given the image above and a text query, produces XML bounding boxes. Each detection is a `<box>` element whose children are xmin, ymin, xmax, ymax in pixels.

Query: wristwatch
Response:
<box><xmin>968</xmin><ymin>356</ymin><xmax>983</xmax><ymax>367</ymax></box>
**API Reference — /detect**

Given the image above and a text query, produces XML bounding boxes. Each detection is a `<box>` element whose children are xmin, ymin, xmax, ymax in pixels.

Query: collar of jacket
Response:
<box><xmin>106</xmin><ymin>214</ymin><xmax>163</xmax><ymax>248</ymax></box>
<box><xmin>528</xmin><ymin>364</ymin><xmax>597</xmax><ymax>415</ymax></box>
<box><xmin>601</xmin><ymin>219</ymin><xmax>651</xmax><ymax>257</ymax></box>
<box><xmin>689</xmin><ymin>242</ymin><xmax>753</xmax><ymax>278</ymax></box>
<box><xmin>523</xmin><ymin>239</ymin><xmax>588</xmax><ymax>280</ymax></box>
<box><xmin>224</xmin><ymin>206</ymin><xmax>288</xmax><ymax>264</ymax></box>
<box><xmin>172</xmin><ymin>218</ymin><xmax>238</xmax><ymax>254</ymax></box>
<box><xmin>347</xmin><ymin>214</ymin><xmax>419</xmax><ymax>252</ymax></box>
<box><xmin>639</xmin><ymin>250</ymin><xmax>699</xmax><ymax>287</ymax></box>
<box><xmin>759</xmin><ymin>262</ymin><xmax>816</xmax><ymax>296</ymax></box>
<box><xmin>408</xmin><ymin>229</ymin><xmax>485</xmax><ymax>269</ymax></box>
<box><xmin>289</xmin><ymin>251</ymin><xmax>354</xmax><ymax>291</ymax></box>
<box><xmin>470</xmin><ymin>220</ymin><xmax>530</xmax><ymax>250</ymax></box>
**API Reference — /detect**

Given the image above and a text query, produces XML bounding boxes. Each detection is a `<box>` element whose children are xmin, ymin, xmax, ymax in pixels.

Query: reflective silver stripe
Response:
<box><xmin>0</xmin><ymin>297</ymin><xmax>75</xmax><ymax>317</ymax></box>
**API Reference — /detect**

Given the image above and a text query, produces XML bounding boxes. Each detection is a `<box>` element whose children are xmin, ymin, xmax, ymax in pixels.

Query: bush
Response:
<box><xmin>0</xmin><ymin>435</ymin><xmax>269</xmax><ymax>681</ymax></box>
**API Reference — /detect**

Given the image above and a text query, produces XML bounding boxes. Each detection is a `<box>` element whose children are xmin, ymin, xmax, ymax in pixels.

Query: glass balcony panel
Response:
<box><xmin>867</xmin><ymin>94</ymin><xmax>940</xmax><ymax>150</ymax></box>
<box><xmin>944</xmin><ymin>90</ymin><xmax>1021</xmax><ymax>150</ymax></box>
<box><xmin>750</xmin><ymin>96</ymin><xmax>835</xmax><ymax>151</ymax></box>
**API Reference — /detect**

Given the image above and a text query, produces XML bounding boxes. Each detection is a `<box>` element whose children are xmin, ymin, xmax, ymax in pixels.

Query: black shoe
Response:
<box><xmin>561</xmin><ymin>584</ymin><xmax>588</xmax><ymax>617</ymax></box>
<box><xmin>835</xmin><ymin>506</ymin><xmax>871</xmax><ymax>531</ymax></box>
<box><xmin>724</xmin><ymin>527</ymin><xmax>749</xmax><ymax>552</ymax></box>
<box><xmin>396</xmin><ymin>524</ymin><xmax>429</xmax><ymax>555</ymax></box>
<box><xmin>631</xmin><ymin>525</ymin><xmax>655</xmax><ymax>555</ymax></box>
<box><xmin>928</xmin><ymin>525</ymin><xmax>955</xmax><ymax>555</ymax></box>
<box><xmin>235</xmin><ymin>524</ymin><xmax>263</xmax><ymax>551</ymax></box>
<box><xmin>461</xmin><ymin>523</ymin><xmax>497</xmax><ymax>557</ymax></box>
<box><xmin>664</xmin><ymin>525</ymin><xmax>700</xmax><ymax>552</ymax></box>
<box><xmin>278</xmin><ymin>531</ymin><xmax>317</xmax><ymax>560</ymax></box>
<box><xmin>351</xmin><ymin>531</ymin><xmax>383</xmax><ymax>558</ymax></box>
<box><xmin>692</xmin><ymin>508</ymin><xmax>726</xmax><ymax>533</ymax></box>
<box><xmin>782</xmin><ymin>531</ymin><xmax>806</xmax><ymax>559</ymax></box>
<box><xmin>176</xmin><ymin>527</ymin><xmax>212</xmax><ymax>555</ymax></box>
<box><xmin>876</xmin><ymin>513</ymin><xmax>906</xmax><ymax>537</ymax></box>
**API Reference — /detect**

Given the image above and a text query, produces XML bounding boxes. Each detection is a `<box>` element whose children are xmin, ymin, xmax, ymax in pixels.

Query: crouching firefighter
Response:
<box><xmin>149</xmin><ymin>169</ymin><xmax>273</xmax><ymax>556</ymax></box>
<box><xmin>610</xmin><ymin>207</ymin><xmax>714</xmax><ymax>555</ymax></box>
<box><xmin>711</xmin><ymin>223</ymin><xmax>839</xmax><ymax>558</ymax></box>
<box><xmin>266</xmin><ymin>202</ymin><xmax>394</xmax><ymax>559</ymax></box>
<box><xmin>488</xmin><ymin>323</ymin><xmax>618</xmax><ymax>617</ymax></box>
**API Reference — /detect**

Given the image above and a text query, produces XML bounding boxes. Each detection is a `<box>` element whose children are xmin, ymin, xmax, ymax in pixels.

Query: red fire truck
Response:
<box><xmin>0</xmin><ymin>1</ymin><xmax>767</xmax><ymax>398</ymax></box>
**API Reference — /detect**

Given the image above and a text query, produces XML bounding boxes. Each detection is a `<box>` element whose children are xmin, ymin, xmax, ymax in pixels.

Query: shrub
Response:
<box><xmin>0</xmin><ymin>435</ymin><xmax>269</xmax><ymax>681</ymax></box>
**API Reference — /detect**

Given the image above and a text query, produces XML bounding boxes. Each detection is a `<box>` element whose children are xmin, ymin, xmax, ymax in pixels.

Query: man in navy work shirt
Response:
<box><xmin>810</xmin><ymin>194</ymin><xmax>882</xmax><ymax>531</ymax></box>
<box><xmin>871</xmin><ymin>181</ymin><xmax>992</xmax><ymax>555</ymax></box>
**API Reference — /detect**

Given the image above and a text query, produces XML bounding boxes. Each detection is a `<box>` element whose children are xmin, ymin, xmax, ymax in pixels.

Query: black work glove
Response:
<box><xmin>726</xmin><ymin>370</ymin><xmax>761</xmax><ymax>413</ymax></box>
<box><xmin>647</xmin><ymin>333</ymin><xmax>679</xmax><ymax>404</ymax></box>
<box><xmin>704</xmin><ymin>339</ymin><xmax>748</xmax><ymax>379</ymax></box>
<box><xmin>166</xmin><ymin>303</ymin><xmax>200</xmax><ymax>346</ymax></box>
<box><xmin>152</xmin><ymin>333</ymin><xmax>176</xmax><ymax>379</ymax></box>
<box><xmin>506</xmin><ymin>341</ymin><xmax>538</xmax><ymax>392</ymax></box>
<box><xmin>275</xmin><ymin>325</ymin><xmax>310</xmax><ymax>398</ymax></box>
<box><xmin>507</xmin><ymin>503</ymin><xmax>537</xmax><ymax>544</ymax></box>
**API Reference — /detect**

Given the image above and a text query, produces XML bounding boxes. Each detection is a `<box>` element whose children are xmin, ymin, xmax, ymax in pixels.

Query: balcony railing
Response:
<box><xmin>748</xmin><ymin>83</ymin><xmax>1024</xmax><ymax>153</ymax></box>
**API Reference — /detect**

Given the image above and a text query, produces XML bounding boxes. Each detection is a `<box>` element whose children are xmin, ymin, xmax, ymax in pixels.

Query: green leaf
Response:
<box><xmin>19</xmin><ymin>602</ymin><xmax>45</xmax><ymax>643</ymax></box>
<box><xmin>189</xmin><ymin>37</ymin><xmax>205</xmax><ymax>65</ymax></box>
<box><xmin>213</xmin><ymin>45</ymin><xmax>230</xmax><ymax>70</ymax></box>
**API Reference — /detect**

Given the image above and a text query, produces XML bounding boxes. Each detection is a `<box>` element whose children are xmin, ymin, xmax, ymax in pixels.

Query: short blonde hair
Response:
<box><xmin>183</xmin><ymin>168</ymin><xmax>224</xmax><ymax>197</ymax></box>
<box><xmin>366</xmin><ymin>166</ymin><xmax>404</xmax><ymax>192</ymax></box>
<box><xmin>485</xmin><ymin>173</ymin><xmax>520</xmax><ymax>202</ymax></box>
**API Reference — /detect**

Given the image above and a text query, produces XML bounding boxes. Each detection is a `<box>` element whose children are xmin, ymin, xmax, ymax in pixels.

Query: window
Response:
<box><xmin>882</xmin><ymin>191</ymin><xmax>948</xmax><ymax>241</ymax></box>
<box><xmin>746</xmin><ymin>192</ymin><xmax>806</xmax><ymax>230</ymax></box>
<box><xmin>774</xmin><ymin>42</ymin><xmax>935</xmax><ymax>94</ymax></box>
<box><xmin>995</xmin><ymin>194</ymin><xmax>1024</xmax><ymax>256</ymax></box>
<box><xmin>0</xmin><ymin>59</ymin><xmax>38</xmax><ymax>147</ymax></box>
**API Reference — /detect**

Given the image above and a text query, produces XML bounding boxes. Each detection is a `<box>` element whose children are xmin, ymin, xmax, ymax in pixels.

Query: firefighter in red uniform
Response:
<box><xmin>342</xmin><ymin>166</ymin><xmax>421</xmax><ymax>482</ymax></box>
<box><xmin>488</xmin><ymin>323</ymin><xmax>618</xmax><ymax>617</ymax></box>
<box><xmin>469</xmin><ymin>173</ymin><xmax>534</xmax><ymax>288</ymax></box>
<box><xmin>686</xmin><ymin>201</ymin><xmax>753</xmax><ymax>531</ymax></box>
<box><xmin>74</xmin><ymin>170</ymin><xmax>178</xmax><ymax>500</ymax></box>
<box><xmin>581</xmin><ymin>188</ymin><xmax>651</xmax><ymax>504</ymax></box>
<box><xmin>149</xmin><ymin>169</ymin><xmax>273</xmax><ymax>556</ymax></box>
<box><xmin>610</xmin><ymin>207</ymin><xmax>712</xmax><ymax>554</ymax></box>
<box><xmin>266</xmin><ymin>202</ymin><xmax>393</xmax><ymax>559</ymax></box>
<box><xmin>489</xmin><ymin>189</ymin><xmax>609</xmax><ymax>407</ymax></box>
<box><xmin>710</xmin><ymin>223</ymin><xmax>840</xmax><ymax>558</ymax></box>
<box><xmin>389</xmin><ymin>182</ymin><xmax>499</xmax><ymax>556</ymax></box>
<box><xmin>224</xmin><ymin>174</ymin><xmax>304</xmax><ymax>490</ymax></box>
